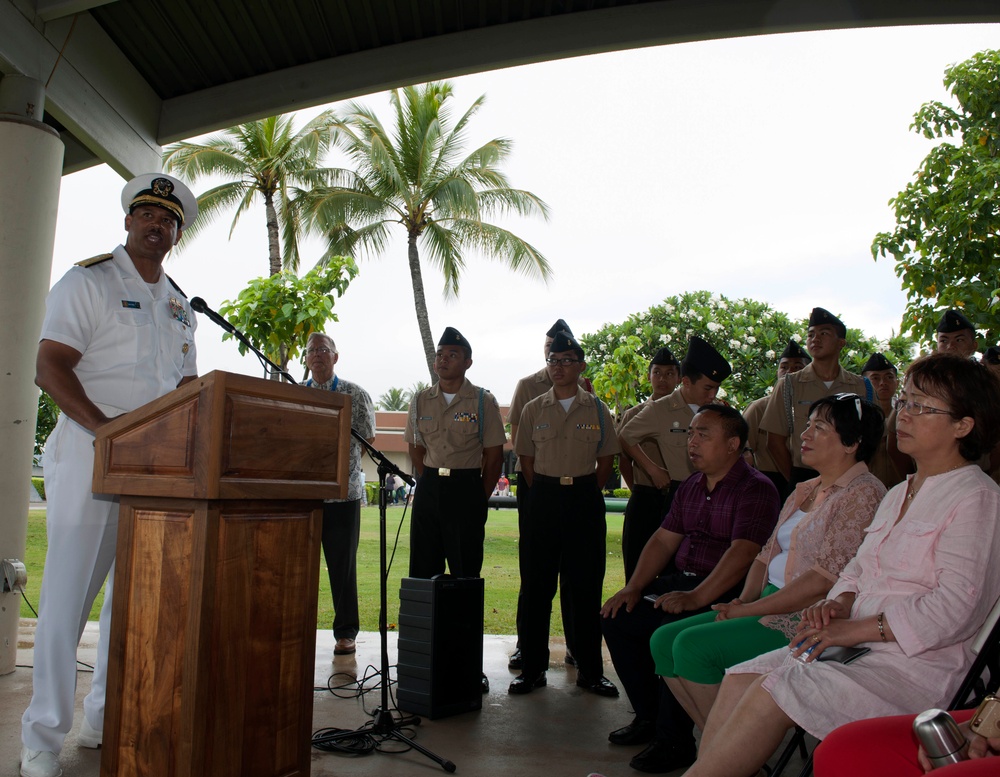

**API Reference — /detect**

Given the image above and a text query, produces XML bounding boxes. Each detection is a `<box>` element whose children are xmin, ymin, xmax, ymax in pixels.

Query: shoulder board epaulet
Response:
<box><xmin>166</xmin><ymin>275</ymin><xmax>188</xmax><ymax>298</ymax></box>
<box><xmin>74</xmin><ymin>253</ymin><xmax>113</xmax><ymax>268</ymax></box>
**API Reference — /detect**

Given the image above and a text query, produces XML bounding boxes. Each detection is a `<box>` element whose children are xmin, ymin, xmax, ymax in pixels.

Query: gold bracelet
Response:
<box><xmin>877</xmin><ymin>612</ymin><xmax>887</xmax><ymax>642</ymax></box>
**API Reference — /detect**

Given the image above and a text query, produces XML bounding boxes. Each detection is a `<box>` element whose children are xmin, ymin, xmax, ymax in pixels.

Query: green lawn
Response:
<box><xmin>23</xmin><ymin>507</ymin><xmax>626</xmax><ymax>636</ymax></box>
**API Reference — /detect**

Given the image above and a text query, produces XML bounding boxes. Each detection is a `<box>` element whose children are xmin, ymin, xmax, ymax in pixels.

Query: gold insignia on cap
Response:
<box><xmin>152</xmin><ymin>177</ymin><xmax>174</xmax><ymax>198</ymax></box>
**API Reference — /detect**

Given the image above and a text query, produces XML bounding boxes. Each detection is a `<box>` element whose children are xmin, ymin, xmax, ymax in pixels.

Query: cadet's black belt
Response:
<box><xmin>422</xmin><ymin>467</ymin><xmax>481</xmax><ymax>478</ymax></box>
<box><xmin>634</xmin><ymin>481</ymin><xmax>682</xmax><ymax>494</ymax></box>
<box><xmin>533</xmin><ymin>473</ymin><xmax>598</xmax><ymax>487</ymax></box>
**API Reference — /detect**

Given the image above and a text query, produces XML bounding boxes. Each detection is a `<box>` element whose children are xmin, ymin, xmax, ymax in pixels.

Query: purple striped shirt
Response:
<box><xmin>662</xmin><ymin>458</ymin><xmax>780</xmax><ymax>576</ymax></box>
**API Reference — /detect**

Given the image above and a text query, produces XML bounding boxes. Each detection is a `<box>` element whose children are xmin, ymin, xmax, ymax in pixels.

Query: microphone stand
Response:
<box><xmin>310</xmin><ymin>403</ymin><xmax>455</xmax><ymax>770</ymax></box>
<box><xmin>195</xmin><ymin>303</ymin><xmax>455</xmax><ymax>771</ymax></box>
<box><xmin>316</xmin><ymin>456</ymin><xmax>456</xmax><ymax>773</ymax></box>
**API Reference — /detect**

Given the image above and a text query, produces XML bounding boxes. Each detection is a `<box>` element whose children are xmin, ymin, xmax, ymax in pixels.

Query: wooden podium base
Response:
<box><xmin>100</xmin><ymin>496</ymin><xmax>322</xmax><ymax>777</ymax></box>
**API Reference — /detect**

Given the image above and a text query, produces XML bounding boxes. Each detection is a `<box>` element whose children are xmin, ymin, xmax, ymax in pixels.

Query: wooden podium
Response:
<box><xmin>93</xmin><ymin>371</ymin><xmax>352</xmax><ymax>777</ymax></box>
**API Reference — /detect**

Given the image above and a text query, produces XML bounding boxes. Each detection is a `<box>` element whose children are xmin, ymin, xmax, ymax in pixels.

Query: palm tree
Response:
<box><xmin>163</xmin><ymin>112</ymin><xmax>337</xmax><ymax>275</ymax></box>
<box><xmin>406</xmin><ymin>381</ymin><xmax>429</xmax><ymax>406</ymax></box>
<box><xmin>378</xmin><ymin>387</ymin><xmax>408</xmax><ymax>411</ymax></box>
<box><xmin>301</xmin><ymin>82</ymin><xmax>552</xmax><ymax>379</ymax></box>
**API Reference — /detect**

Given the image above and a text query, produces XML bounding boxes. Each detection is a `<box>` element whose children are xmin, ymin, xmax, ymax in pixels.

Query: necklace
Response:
<box><xmin>906</xmin><ymin>462</ymin><xmax>967</xmax><ymax>501</ymax></box>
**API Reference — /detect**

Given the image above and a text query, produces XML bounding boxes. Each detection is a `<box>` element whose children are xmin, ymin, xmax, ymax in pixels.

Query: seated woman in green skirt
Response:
<box><xmin>653</xmin><ymin>393</ymin><xmax>887</xmax><ymax>733</ymax></box>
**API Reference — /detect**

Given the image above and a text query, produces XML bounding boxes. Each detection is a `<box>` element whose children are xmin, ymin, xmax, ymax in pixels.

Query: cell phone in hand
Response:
<box><xmin>644</xmin><ymin>594</ymin><xmax>659</xmax><ymax>604</ymax></box>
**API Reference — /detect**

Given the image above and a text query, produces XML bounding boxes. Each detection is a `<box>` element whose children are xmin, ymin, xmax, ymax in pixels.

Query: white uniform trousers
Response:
<box><xmin>21</xmin><ymin>416</ymin><xmax>119</xmax><ymax>753</ymax></box>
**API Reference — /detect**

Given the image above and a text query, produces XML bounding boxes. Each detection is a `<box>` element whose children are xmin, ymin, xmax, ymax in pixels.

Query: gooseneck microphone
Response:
<box><xmin>189</xmin><ymin>296</ymin><xmax>237</xmax><ymax>334</ymax></box>
<box><xmin>189</xmin><ymin>296</ymin><xmax>295</xmax><ymax>383</ymax></box>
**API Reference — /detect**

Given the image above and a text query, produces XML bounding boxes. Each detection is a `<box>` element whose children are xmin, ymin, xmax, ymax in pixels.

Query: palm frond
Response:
<box><xmin>445</xmin><ymin>219</ymin><xmax>552</xmax><ymax>281</ymax></box>
<box><xmin>315</xmin><ymin>220</ymin><xmax>394</xmax><ymax>267</ymax></box>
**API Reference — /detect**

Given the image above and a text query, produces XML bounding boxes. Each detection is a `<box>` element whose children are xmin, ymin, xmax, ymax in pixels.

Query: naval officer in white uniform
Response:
<box><xmin>20</xmin><ymin>173</ymin><xmax>199</xmax><ymax>777</ymax></box>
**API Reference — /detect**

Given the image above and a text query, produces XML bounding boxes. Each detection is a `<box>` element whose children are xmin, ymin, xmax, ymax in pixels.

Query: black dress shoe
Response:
<box><xmin>629</xmin><ymin>739</ymin><xmax>697</xmax><ymax>774</ymax></box>
<box><xmin>481</xmin><ymin>673</ymin><xmax>490</xmax><ymax>693</ymax></box>
<box><xmin>508</xmin><ymin>649</ymin><xmax>523</xmax><ymax>670</ymax></box>
<box><xmin>564</xmin><ymin>652</ymin><xmax>577</xmax><ymax>667</ymax></box>
<box><xmin>608</xmin><ymin>718</ymin><xmax>655</xmax><ymax>745</ymax></box>
<box><xmin>507</xmin><ymin>673</ymin><xmax>547</xmax><ymax>695</ymax></box>
<box><xmin>576</xmin><ymin>674</ymin><xmax>619</xmax><ymax>697</ymax></box>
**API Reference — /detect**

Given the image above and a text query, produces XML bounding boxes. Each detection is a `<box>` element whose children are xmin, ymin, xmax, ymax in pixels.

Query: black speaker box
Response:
<box><xmin>397</xmin><ymin>576</ymin><xmax>484</xmax><ymax>719</ymax></box>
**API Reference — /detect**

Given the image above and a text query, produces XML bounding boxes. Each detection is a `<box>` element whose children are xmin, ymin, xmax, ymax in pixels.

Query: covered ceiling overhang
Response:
<box><xmin>2</xmin><ymin>0</ymin><xmax>999</xmax><ymax>178</ymax></box>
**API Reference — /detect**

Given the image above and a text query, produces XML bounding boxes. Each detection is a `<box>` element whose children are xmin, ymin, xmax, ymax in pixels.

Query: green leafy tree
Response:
<box><xmin>35</xmin><ymin>391</ymin><xmax>59</xmax><ymax>458</ymax></box>
<box><xmin>217</xmin><ymin>258</ymin><xmax>358</xmax><ymax>376</ymax></box>
<box><xmin>164</xmin><ymin>112</ymin><xmax>337</xmax><ymax>275</ymax></box>
<box><xmin>378</xmin><ymin>388</ymin><xmax>408</xmax><ymax>411</ymax></box>
<box><xmin>582</xmin><ymin>291</ymin><xmax>915</xmax><ymax>414</ymax></box>
<box><xmin>872</xmin><ymin>49</ymin><xmax>1000</xmax><ymax>346</ymax></box>
<box><xmin>301</xmin><ymin>82</ymin><xmax>551</xmax><ymax>379</ymax></box>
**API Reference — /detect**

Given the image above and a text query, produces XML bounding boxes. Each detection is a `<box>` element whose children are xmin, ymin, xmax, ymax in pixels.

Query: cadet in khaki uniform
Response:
<box><xmin>507</xmin><ymin>318</ymin><xmax>587</xmax><ymax>670</ymax></box>
<box><xmin>862</xmin><ymin>352</ymin><xmax>904</xmax><ymax>490</ymax></box>
<box><xmin>404</xmin><ymin>327</ymin><xmax>506</xmax><ymax>580</ymax></box>
<box><xmin>760</xmin><ymin>308</ymin><xmax>868</xmax><ymax>491</ymax></box>
<box><xmin>510</xmin><ymin>332</ymin><xmax>620</xmax><ymax>697</ymax></box>
<box><xmin>618</xmin><ymin>336</ymin><xmax>732</xmax><ymax>513</ymax></box>
<box><xmin>935</xmin><ymin>308</ymin><xmax>979</xmax><ymax>358</ymax></box>
<box><xmin>618</xmin><ymin>347</ymin><xmax>681</xmax><ymax>581</ymax></box>
<box><xmin>742</xmin><ymin>340</ymin><xmax>810</xmax><ymax>495</ymax></box>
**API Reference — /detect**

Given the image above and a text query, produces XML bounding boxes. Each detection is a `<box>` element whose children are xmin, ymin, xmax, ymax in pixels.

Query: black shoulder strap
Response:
<box><xmin>166</xmin><ymin>275</ymin><xmax>188</xmax><ymax>297</ymax></box>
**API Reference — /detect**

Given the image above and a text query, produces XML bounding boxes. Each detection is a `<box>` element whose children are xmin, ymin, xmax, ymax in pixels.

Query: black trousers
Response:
<box><xmin>519</xmin><ymin>475</ymin><xmax>607</xmax><ymax>680</ymax></box>
<box><xmin>622</xmin><ymin>483</ymin><xmax>679</xmax><ymax>582</ymax></box>
<box><xmin>514</xmin><ymin>473</ymin><xmax>575</xmax><ymax>653</ymax></box>
<box><xmin>601</xmin><ymin>572</ymin><xmax>743</xmax><ymax>747</ymax></box>
<box><xmin>409</xmin><ymin>468</ymin><xmax>488</xmax><ymax>578</ymax></box>
<box><xmin>321</xmin><ymin>499</ymin><xmax>361</xmax><ymax>640</ymax></box>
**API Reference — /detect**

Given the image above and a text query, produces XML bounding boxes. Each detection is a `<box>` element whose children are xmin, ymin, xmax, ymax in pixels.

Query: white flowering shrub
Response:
<box><xmin>581</xmin><ymin>290</ymin><xmax>915</xmax><ymax>413</ymax></box>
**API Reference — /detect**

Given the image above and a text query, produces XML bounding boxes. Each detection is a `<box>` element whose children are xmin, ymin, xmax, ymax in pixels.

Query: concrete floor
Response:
<box><xmin>2</xmin><ymin>621</ymin><xmax>811</xmax><ymax>777</ymax></box>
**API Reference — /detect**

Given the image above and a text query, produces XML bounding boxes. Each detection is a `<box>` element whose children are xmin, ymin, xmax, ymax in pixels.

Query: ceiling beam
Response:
<box><xmin>159</xmin><ymin>0</ymin><xmax>1000</xmax><ymax>144</ymax></box>
<box><xmin>34</xmin><ymin>0</ymin><xmax>116</xmax><ymax>23</ymax></box>
<box><xmin>0</xmin><ymin>0</ymin><xmax>162</xmax><ymax>177</ymax></box>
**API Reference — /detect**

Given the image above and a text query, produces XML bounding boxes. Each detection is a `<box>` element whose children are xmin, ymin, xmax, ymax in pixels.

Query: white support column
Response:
<box><xmin>0</xmin><ymin>75</ymin><xmax>64</xmax><ymax>675</ymax></box>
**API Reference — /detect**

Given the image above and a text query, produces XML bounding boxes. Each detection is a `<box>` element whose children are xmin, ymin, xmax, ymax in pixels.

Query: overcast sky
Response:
<box><xmin>50</xmin><ymin>23</ymin><xmax>1000</xmax><ymax>405</ymax></box>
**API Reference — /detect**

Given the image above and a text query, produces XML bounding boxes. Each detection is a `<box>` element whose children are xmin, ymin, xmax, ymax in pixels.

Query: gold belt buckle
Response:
<box><xmin>439</xmin><ymin>467</ymin><xmax>451</xmax><ymax>477</ymax></box>
<box><xmin>559</xmin><ymin>476</ymin><xmax>573</xmax><ymax>486</ymax></box>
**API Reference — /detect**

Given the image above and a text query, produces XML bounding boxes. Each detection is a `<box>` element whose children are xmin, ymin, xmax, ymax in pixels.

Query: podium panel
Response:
<box><xmin>101</xmin><ymin>497</ymin><xmax>322</xmax><ymax>777</ymax></box>
<box><xmin>397</xmin><ymin>577</ymin><xmax>483</xmax><ymax>719</ymax></box>
<box><xmin>95</xmin><ymin>370</ymin><xmax>352</xmax><ymax>501</ymax></box>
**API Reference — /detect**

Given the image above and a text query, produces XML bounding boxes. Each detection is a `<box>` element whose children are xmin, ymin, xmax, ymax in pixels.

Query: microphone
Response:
<box><xmin>190</xmin><ymin>295</ymin><xmax>296</xmax><ymax>383</ymax></box>
<box><xmin>190</xmin><ymin>297</ymin><xmax>236</xmax><ymax>334</ymax></box>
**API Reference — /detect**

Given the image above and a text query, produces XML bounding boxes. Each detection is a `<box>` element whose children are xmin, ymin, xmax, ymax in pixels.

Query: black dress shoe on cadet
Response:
<box><xmin>507</xmin><ymin>673</ymin><xmax>547</xmax><ymax>695</ymax></box>
<box><xmin>482</xmin><ymin>673</ymin><xmax>490</xmax><ymax>693</ymax></box>
<box><xmin>608</xmin><ymin>717</ymin><xmax>655</xmax><ymax>746</ymax></box>
<box><xmin>564</xmin><ymin>651</ymin><xmax>577</xmax><ymax>667</ymax></box>
<box><xmin>629</xmin><ymin>739</ymin><xmax>697</xmax><ymax>774</ymax></box>
<box><xmin>576</xmin><ymin>674</ymin><xmax>619</xmax><ymax>697</ymax></box>
<box><xmin>508</xmin><ymin>649</ymin><xmax>523</xmax><ymax>670</ymax></box>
